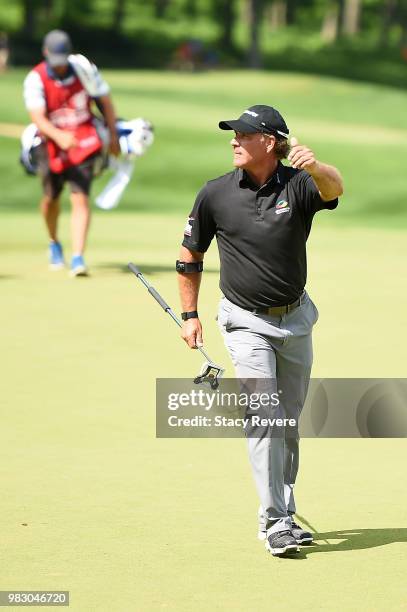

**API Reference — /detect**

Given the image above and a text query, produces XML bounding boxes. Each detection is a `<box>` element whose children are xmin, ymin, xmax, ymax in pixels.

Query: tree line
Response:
<box><xmin>14</xmin><ymin>0</ymin><xmax>407</xmax><ymax>69</ymax></box>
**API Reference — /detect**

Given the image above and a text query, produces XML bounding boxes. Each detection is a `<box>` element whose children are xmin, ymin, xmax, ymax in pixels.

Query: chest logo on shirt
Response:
<box><xmin>275</xmin><ymin>200</ymin><xmax>290</xmax><ymax>215</ymax></box>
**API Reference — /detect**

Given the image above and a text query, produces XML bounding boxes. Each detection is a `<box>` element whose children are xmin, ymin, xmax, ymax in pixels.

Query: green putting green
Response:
<box><xmin>1</xmin><ymin>69</ymin><xmax>406</xmax><ymax>611</ymax></box>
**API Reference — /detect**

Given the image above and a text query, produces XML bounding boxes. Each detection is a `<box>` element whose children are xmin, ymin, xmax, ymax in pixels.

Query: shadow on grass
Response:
<box><xmin>295</xmin><ymin>527</ymin><xmax>407</xmax><ymax>560</ymax></box>
<box><xmin>283</xmin><ymin>515</ymin><xmax>407</xmax><ymax>561</ymax></box>
<box><xmin>95</xmin><ymin>262</ymin><xmax>219</xmax><ymax>275</ymax></box>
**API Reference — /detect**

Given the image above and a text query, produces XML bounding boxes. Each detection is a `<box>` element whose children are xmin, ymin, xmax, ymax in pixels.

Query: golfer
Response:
<box><xmin>177</xmin><ymin>105</ymin><xmax>343</xmax><ymax>556</ymax></box>
<box><xmin>23</xmin><ymin>30</ymin><xmax>120</xmax><ymax>276</ymax></box>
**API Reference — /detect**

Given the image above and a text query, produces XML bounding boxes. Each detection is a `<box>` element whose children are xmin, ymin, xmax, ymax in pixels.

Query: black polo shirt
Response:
<box><xmin>182</xmin><ymin>162</ymin><xmax>338</xmax><ymax>309</ymax></box>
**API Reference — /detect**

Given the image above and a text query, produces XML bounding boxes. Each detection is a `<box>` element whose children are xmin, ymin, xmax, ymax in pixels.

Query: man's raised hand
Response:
<box><xmin>288</xmin><ymin>137</ymin><xmax>319</xmax><ymax>175</ymax></box>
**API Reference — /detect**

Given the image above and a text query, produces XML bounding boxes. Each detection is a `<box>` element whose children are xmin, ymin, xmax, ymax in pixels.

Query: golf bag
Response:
<box><xmin>19</xmin><ymin>116</ymin><xmax>154</xmax><ymax>208</ymax></box>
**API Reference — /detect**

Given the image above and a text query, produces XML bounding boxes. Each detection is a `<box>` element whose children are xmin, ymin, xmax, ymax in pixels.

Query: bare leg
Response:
<box><xmin>40</xmin><ymin>195</ymin><xmax>60</xmax><ymax>241</ymax></box>
<box><xmin>70</xmin><ymin>192</ymin><xmax>90</xmax><ymax>255</ymax></box>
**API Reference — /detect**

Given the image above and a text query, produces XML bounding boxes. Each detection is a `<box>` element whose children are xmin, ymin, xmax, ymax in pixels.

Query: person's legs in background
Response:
<box><xmin>69</xmin><ymin>191</ymin><xmax>90</xmax><ymax>276</ymax></box>
<box><xmin>39</xmin><ymin>169</ymin><xmax>64</xmax><ymax>269</ymax></box>
<box><xmin>41</xmin><ymin>194</ymin><xmax>60</xmax><ymax>242</ymax></box>
<box><xmin>68</xmin><ymin>157</ymin><xmax>95</xmax><ymax>276</ymax></box>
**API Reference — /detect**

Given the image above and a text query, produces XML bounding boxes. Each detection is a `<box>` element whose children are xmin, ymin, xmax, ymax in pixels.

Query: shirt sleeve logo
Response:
<box><xmin>183</xmin><ymin>217</ymin><xmax>194</xmax><ymax>236</ymax></box>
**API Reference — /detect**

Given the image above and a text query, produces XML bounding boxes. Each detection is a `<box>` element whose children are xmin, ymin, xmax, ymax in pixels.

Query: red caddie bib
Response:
<box><xmin>34</xmin><ymin>61</ymin><xmax>102</xmax><ymax>173</ymax></box>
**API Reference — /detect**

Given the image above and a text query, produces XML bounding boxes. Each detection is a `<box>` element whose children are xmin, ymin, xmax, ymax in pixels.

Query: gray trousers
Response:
<box><xmin>217</xmin><ymin>292</ymin><xmax>319</xmax><ymax>534</ymax></box>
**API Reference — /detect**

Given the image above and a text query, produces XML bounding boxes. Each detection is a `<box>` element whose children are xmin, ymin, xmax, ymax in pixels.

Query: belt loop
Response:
<box><xmin>299</xmin><ymin>293</ymin><xmax>302</xmax><ymax>306</ymax></box>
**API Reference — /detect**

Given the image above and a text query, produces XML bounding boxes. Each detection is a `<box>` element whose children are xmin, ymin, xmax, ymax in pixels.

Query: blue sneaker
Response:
<box><xmin>49</xmin><ymin>241</ymin><xmax>64</xmax><ymax>270</ymax></box>
<box><xmin>70</xmin><ymin>255</ymin><xmax>88</xmax><ymax>277</ymax></box>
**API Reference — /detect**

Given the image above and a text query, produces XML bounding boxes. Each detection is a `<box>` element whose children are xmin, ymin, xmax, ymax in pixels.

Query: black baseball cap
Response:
<box><xmin>219</xmin><ymin>104</ymin><xmax>289</xmax><ymax>139</ymax></box>
<box><xmin>43</xmin><ymin>30</ymin><xmax>72</xmax><ymax>67</ymax></box>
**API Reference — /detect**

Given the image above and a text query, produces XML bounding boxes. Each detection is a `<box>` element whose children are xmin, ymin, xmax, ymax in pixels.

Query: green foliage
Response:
<box><xmin>0</xmin><ymin>0</ymin><xmax>405</xmax><ymax>86</ymax></box>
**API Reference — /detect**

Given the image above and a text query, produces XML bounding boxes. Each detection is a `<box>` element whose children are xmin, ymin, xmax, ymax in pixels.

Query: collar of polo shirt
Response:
<box><xmin>238</xmin><ymin>163</ymin><xmax>283</xmax><ymax>188</ymax></box>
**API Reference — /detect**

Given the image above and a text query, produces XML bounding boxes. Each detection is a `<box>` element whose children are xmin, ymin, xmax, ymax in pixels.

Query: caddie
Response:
<box><xmin>23</xmin><ymin>30</ymin><xmax>120</xmax><ymax>276</ymax></box>
<box><xmin>177</xmin><ymin>105</ymin><xmax>343</xmax><ymax>557</ymax></box>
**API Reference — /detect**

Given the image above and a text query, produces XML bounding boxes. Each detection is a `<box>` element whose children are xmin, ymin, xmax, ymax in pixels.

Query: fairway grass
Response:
<box><xmin>1</xmin><ymin>69</ymin><xmax>407</xmax><ymax>226</ymax></box>
<box><xmin>1</xmin><ymin>211</ymin><xmax>406</xmax><ymax>611</ymax></box>
<box><xmin>1</xmin><ymin>68</ymin><xmax>406</xmax><ymax>610</ymax></box>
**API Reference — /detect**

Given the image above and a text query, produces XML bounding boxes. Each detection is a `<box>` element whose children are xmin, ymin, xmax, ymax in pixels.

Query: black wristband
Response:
<box><xmin>176</xmin><ymin>260</ymin><xmax>203</xmax><ymax>274</ymax></box>
<box><xmin>181</xmin><ymin>311</ymin><xmax>199</xmax><ymax>321</ymax></box>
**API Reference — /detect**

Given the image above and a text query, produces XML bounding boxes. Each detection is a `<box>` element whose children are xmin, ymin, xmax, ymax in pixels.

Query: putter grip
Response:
<box><xmin>128</xmin><ymin>262</ymin><xmax>141</xmax><ymax>276</ymax></box>
<box><xmin>148</xmin><ymin>286</ymin><xmax>171</xmax><ymax>311</ymax></box>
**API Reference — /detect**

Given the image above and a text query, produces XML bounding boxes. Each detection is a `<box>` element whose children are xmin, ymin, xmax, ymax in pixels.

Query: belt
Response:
<box><xmin>249</xmin><ymin>292</ymin><xmax>305</xmax><ymax>316</ymax></box>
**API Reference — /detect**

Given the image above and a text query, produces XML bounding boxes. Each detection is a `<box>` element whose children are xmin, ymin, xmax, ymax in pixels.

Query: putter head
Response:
<box><xmin>193</xmin><ymin>361</ymin><xmax>225</xmax><ymax>390</ymax></box>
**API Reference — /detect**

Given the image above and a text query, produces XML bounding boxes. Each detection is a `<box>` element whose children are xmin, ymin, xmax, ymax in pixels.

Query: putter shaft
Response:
<box><xmin>128</xmin><ymin>262</ymin><xmax>215</xmax><ymax>364</ymax></box>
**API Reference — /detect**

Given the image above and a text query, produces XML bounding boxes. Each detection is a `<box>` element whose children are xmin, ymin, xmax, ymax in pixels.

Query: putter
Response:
<box><xmin>128</xmin><ymin>263</ymin><xmax>225</xmax><ymax>389</ymax></box>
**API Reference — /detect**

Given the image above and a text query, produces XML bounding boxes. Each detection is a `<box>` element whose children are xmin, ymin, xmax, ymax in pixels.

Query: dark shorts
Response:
<box><xmin>37</xmin><ymin>148</ymin><xmax>98</xmax><ymax>199</ymax></box>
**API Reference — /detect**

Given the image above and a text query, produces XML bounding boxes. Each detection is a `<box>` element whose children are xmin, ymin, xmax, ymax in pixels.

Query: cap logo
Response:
<box><xmin>243</xmin><ymin>110</ymin><xmax>259</xmax><ymax>117</ymax></box>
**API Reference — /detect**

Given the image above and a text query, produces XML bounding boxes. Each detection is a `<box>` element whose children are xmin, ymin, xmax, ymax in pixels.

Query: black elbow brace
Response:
<box><xmin>176</xmin><ymin>260</ymin><xmax>204</xmax><ymax>273</ymax></box>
